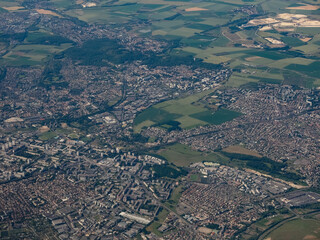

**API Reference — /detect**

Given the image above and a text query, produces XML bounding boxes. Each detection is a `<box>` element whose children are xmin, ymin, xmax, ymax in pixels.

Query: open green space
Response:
<box><xmin>0</xmin><ymin>43</ymin><xmax>72</xmax><ymax>66</ymax></box>
<box><xmin>266</xmin><ymin>219</ymin><xmax>320</xmax><ymax>240</ymax></box>
<box><xmin>220</xmin><ymin>151</ymin><xmax>304</xmax><ymax>183</ymax></box>
<box><xmin>283</xmin><ymin>70</ymin><xmax>316</xmax><ymax>88</ymax></box>
<box><xmin>152</xmin><ymin>142</ymin><xmax>304</xmax><ymax>183</ymax></box>
<box><xmin>166</xmin><ymin>183</ymin><xmax>184</xmax><ymax>209</ymax></box>
<box><xmin>39</xmin><ymin>131</ymin><xmax>57</xmax><ymax>141</ymax></box>
<box><xmin>156</xmin><ymin>143</ymin><xmax>228</xmax><ymax>167</ymax></box>
<box><xmin>285</xmin><ymin>61</ymin><xmax>320</xmax><ymax>78</ymax></box>
<box><xmin>25</xmin><ymin>31</ymin><xmax>73</xmax><ymax>45</ymax></box>
<box><xmin>134</xmin><ymin>107</ymin><xmax>182</xmax><ymax>126</ymax></box>
<box><xmin>146</xmin><ymin>208</ymin><xmax>169</xmax><ymax>237</ymax></box>
<box><xmin>152</xmin><ymin>164</ymin><xmax>188</xmax><ymax>179</ymax></box>
<box><xmin>134</xmin><ymin>90</ymin><xmax>242</xmax><ymax>132</ymax></box>
<box><xmin>280</xmin><ymin>36</ymin><xmax>305</xmax><ymax>47</ymax></box>
<box><xmin>190</xmin><ymin>108</ymin><xmax>242</xmax><ymax>125</ymax></box>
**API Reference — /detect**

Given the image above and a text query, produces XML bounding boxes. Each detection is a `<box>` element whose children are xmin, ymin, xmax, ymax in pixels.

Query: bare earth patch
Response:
<box><xmin>39</xmin><ymin>126</ymin><xmax>50</xmax><ymax>133</ymax></box>
<box><xmin>35</xmin><ymin>9</ymin><xmax>62</xmax><ymax>17</ymax></box>
<box><xmin>185</xmin><ymin>7</ymin><xmax>208</xmax><ymax>12</ymax></box>
<box><xmin>248</xmin><ymin>14</ymin><xmax>320</xmax><ymax>28</ymax></box>
<box><xmin>198</xmin><ymin>227</ymin><xmax>213</xmax><ymax>234</ymax></box>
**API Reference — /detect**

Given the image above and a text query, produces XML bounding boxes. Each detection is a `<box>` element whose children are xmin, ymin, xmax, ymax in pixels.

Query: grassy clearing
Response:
<box><xmin>226</xmin><ymin>68</ymin><xmax>284</xmax><ymax>87</ymax></box>
<box><xmin>167</xmin><ymin>27</ymin><xmax>203</xmax><ymax>37</ymax></box>
<box><xmin>1</xmin><ymin>43</ymin><xmax>72</xmax><ymax>66</ymax></box>
<box><xmin>0</xmin><ymin>1</ymin><xmax>20</xmax><ymax>8</ymax></box>
<box><xmin>156</xmin><ymin>94</ymin><xmax>207</xmax><ymax>115</ymax></box>
<box><xmin>65</xmin><ymin>9</ymin><xmax>130</xmax><ymax>24</ymax></box>
<box><xmin>266</xmin><ymin>219</ymin><xmax>320</xmax><ymax>240</ymax></box>
<box><xmin>285</xmin><ymin>61</ymin><xmax>320</xmax><ymax>78</ymax></box>
<box><xmin>283</xmin><ymin>70</ymin><xmax>317</xmax><ymax>88</ymax></box>
<box><xmin>146</xmin><ymin>208</ymin><xmax>169</xmax><ymax>236</ymax></box>
<box><xmin>134</xmin><ymin>120</ymin><xmax>156</xmax><ymax>133</ymax></box>
<box><xmin>175</xmin><ymin>115</ymin><xmax>207</xmax><ymax>129</ymax></box>
<box><xmin>157</xmin><ymin>143</ymin><xmax>227</xmax><ymax>167</ymax></box>
<box><xmin>134</xmin><ymin>88</ymin><xmax>242</xmax><ymax>131</ymax></box>
<box><xmin>190</xmin><ymin>108</ymin><xmax>242</xmax><ymax>125</ymax></box>
<box><xmin>190</xmin><ymin>173</ymin><xmax>201</xmax><ymax>181</ymax></box>
<box><xmin>134</xmin><ymin>90</ymin><xmax>219</xmax><ymax>131</ymax></box>
<box><xmin>51</xmin><ymin>0</ymin><xmax>74</xmax><ymax>9</ymax></box>
<box><xmin>280</xmin><ymin>36</ymin><xmax>305</xmax><ymax>47</ymax></box>
<box><xmin>167</xmin><ymin>184</ymin><xmax>183</xmax><ymax>206</ymax></box>
<box><xmin>248</xmin><ymin>50</ymin><xmax>292</xmax><ymax>60</ymax></box>
<box><xmin>268</xmin><ymin>57</ymin><xmax>315</xmax><ymax>69</ymax></box>
<box><xmin>134</xmin><ymin>107</ymin><xmax>182</xmax><ymax>126</ymax></box>
<box><xmin>39</xmin><ymin>132</ymin><xmax>57</xmax><ymax>141</ymax></box>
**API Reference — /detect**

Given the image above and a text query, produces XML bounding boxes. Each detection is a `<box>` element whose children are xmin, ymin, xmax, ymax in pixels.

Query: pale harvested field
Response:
<box><xmin>36</xmin><ymin>9</ymin><xmax>62</xmax><ymax>17</ymax></box>
<box><xmin>185</xmin><ymin>7</ymin><xmax>208</xmax><ymax>12</ymax></box>
<box><xmin>3</xmin><ymin>6</ymin><xmax>24</xmax><ymax>10</ymax></box>
<box><xmin>300</xmin><ymin>37</ymin><xmax>312</xmax><ymax>42</ymax></box>
<box><xmin>223</xmin><ymin>145</ymin><xmax>262</xmax><ymax>158</ymax></box>
<box><xmin>286</xmin><ymin>5</ymin><xmax>319</xmax><ymax>10</ymax></box>
<box><xmin>303</xmin><ymin>235</ymin><xmax>318</xmax><ymax>239</ymax></box>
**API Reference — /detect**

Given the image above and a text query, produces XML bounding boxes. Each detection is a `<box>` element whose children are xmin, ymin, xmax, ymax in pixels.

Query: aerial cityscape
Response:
<box><xmin>0</xmin><ymin>0</ymin><xmax>320</xmax><ymax>239</ymax></box>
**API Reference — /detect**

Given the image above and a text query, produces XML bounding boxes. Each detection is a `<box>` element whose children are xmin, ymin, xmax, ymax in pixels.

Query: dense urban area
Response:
<box><xmin>0</xmin><ymin>0</ymin><xmax>320</xmax><ymax>239</ymax></box>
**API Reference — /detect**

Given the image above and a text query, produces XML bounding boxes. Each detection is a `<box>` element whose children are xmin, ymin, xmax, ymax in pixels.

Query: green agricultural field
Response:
<box><xmin>247</xmin><ymin>50</ymin><xmax>292</xmax><ymax>60</ymax></box>
<box><xmin>190</xmin><ymin>108</ymin><xmax>242</xmax><ymax>125</ymax></box>
<box><xmin>0</xmin><ymin>1</ymin><xmax>20</xmax><ymax>8</ymax></box>
<box><xmin>283</xmin><ymin>70</ymin><xmax>315</xmax><ymax>88</ymax></box>
<box><xmin>266</xmin><ymin>219</ymin><xmax>320</xmax><ymax>240</ymax></box>
<box><xmin>280</xmin><ymin>36</ymin><xmax>305</xmax><ymax>47</ymax></box>
<box><xmin>285</xmin><ymin>61</ymin><xmax>320</xmax><ymax>78</ymax></box>
<box><xmin>227</xmin><ymin>66</ymin><xmax>285</xmax><ymax>87</ymax></box>
<box><xmin>0</xmin><ymin>43</ymin><xmax>72</xmax><ymax>66</ymax></box>
<box><xmin>134</xmin><ymin>107</ymin><xmax>182</xmax><ymax>126</ymax></box>
<box><xmin>134</xmin><ymin>120</ymin><xmax>156</xmax><ymax>133</ymax></box>
<box><xmin>68</xmin><ymin>0</ymin><xmax>320</xmax><ymax>89</ymax></box>
<box><xmin>211</xmin><ymin>35</ymin><xmax>230</xmax><ymax>47</ymax></box>
<box><xmin>66</xmin><ymin>9</ymin><xmax>130</xmax><ymax>24</ymax></box>
<box><xmin>268</xmin><ymin>57</ymin><xmax>315</xmax><ymax>69</ymax></box>
<box><xmin>174</xmin><ymin>115</ymin><xmax>207</xmax><ymax>129</ymax></box>
<box><xmin>167</xmin><ymin>27</ymin><xmax>203</xmax><ymax>37</ymax></box>
<box><xmin>134</xmin><ymin>89</ymin><xmax>242</xmax><ymax>131</ymax></box>
<box><xmin>51</xmin><ymin>0</ymin><xmax>74</xmax><ymax>9</ymax></box>
<box><xmin>226</xmin><ymin>71</ymin><xmax>259</xmax><ymax>87</ymax></box>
